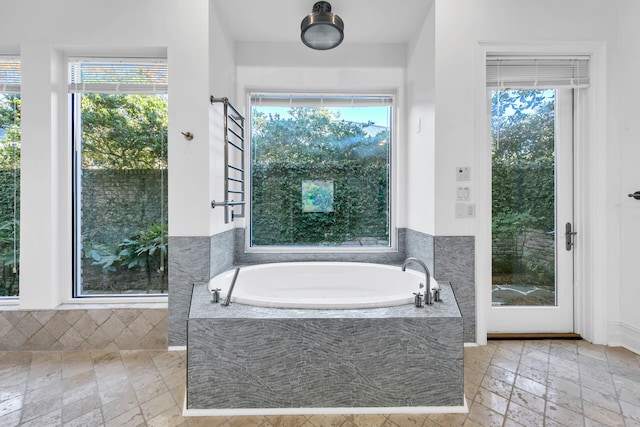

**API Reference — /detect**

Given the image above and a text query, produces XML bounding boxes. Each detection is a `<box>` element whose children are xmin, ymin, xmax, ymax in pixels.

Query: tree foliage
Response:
<box><xmin>0</xmin><ymin>95</ymin><xmax>20</xmax><ymax>296</ymax></box>
<box><xmin>492</xmin><ymin>90</ymin><xmax>556</xmax><ymax>283</ymax></box>
<box><xmin>81</xmin><ymin>94</ymin><xmax>167</xmax><ymax>169</ymax></box>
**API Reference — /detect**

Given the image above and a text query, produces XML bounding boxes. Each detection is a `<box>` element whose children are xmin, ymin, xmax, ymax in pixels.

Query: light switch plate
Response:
<box><xmin>455</xmin><ymin>202</ymin><xmax>475</xmax><ymax>218</ymax></box>
<box><xmin>457</xmin><ymin>187</ymin><xmax>470</xmax><ymax>201</ymax></box>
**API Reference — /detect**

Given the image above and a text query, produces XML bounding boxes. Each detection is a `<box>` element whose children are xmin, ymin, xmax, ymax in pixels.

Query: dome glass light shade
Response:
<box><xmin>301</xmin><ymin>2</ymin><xmax>344</xmax><ymax>50</ymax></box>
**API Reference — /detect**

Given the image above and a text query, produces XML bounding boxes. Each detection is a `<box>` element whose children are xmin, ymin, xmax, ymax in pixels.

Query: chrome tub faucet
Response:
<box><xmin>402</xmin><ymin>257</ymin><xmax>433</xmax><ymax>306</ymax></box>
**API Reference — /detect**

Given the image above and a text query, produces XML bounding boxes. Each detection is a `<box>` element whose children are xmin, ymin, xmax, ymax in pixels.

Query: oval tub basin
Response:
<box><xmin>208</xmin><ymin>262</ymin><xmax>437</xmax><ymax>309</ymax></box>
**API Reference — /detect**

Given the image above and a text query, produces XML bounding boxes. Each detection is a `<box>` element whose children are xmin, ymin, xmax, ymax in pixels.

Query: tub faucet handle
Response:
<box><xmin>433</xmin><ymin>287</ymin><xmax>442</xmax><ymax>302</ymax></box>
<box><xmin>211</xmin><ymin>288</ymin><xmax>221</xmax><ymax>303</ymax></box>
<box><xmin>413</xmin><ymin>292</ymin><xmax>424</xmax><ymax>308</ymax></box>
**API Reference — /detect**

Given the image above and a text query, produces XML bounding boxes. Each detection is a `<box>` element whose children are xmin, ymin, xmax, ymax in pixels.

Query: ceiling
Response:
<box><xmin>211</xmin><ymin>0</ymin><xmax>433</xmax><ymax>45</ymax></box>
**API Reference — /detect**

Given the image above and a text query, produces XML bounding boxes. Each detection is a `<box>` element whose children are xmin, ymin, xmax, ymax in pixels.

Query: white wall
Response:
<box><xmin>167</xmin><ymin>0</ymin><xmax>212</xmax><ymax>238</ymax></box>
<box><xmin>209</xmin><ymin>2</ymin><xmax>237</xmax><ymax>235</ymax></box>
<box><xmin>611</xmin><ymin>0</ymin><xmax>640</xmax><ymax>352</ymax></box>
<box><xmin>405</xmin><ymin>3</ymin><xmax>436</xmax><ymax>234</ymax></box>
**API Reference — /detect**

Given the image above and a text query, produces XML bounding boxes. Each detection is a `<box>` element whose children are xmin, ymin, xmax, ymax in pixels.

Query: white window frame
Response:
<box><xmin>0</xmin><ymin>56</ymin><xmax>21</xmax><ymax>301</ymax></box>
<box><xmin>244</xmin><ymin>91</ymin><xmax>398</xmax><ymax>254</ymax></box>
<box><xmin>69</xmin><ymin>57</ymin><xmax>168</xmax><ymax>298</ymax></box>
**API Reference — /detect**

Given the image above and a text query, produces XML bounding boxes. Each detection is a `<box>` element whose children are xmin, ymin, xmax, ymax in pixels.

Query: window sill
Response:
<box><xmin>61</xmin><ymin>296</ymin><xmax>168</xmax><ymax>309</ymax></box>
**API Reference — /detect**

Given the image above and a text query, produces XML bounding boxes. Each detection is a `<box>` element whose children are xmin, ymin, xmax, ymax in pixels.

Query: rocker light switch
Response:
<box><xmin>457</xmin><ymin>187</ymin><xmax>470</xmax><ymax>201</ymax></box>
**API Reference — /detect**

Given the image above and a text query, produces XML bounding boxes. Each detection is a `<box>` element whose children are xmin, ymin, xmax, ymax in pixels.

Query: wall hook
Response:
<box><xmin>181</xmin><ymin>131</ymin><xmax>194</xmax><ymax>141</ymax></box>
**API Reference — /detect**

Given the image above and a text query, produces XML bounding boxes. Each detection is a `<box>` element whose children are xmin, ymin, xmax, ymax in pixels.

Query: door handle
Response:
<box><xmin>565</xmin><ymin>222</ymin><xmax>577</xmax><ymax>251</ymax></box>
<box><xmin>629</xmin><ymin>191</ymin><xmax>640</xmax><ymax>200</ymax></box>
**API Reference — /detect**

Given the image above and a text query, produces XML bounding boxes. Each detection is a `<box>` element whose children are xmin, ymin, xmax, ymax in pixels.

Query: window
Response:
<box><xmin>0</xmin><ymin>57</ymin><xmax>20</xmax><ymax>298</ymax></box>
<box><xmin>249</xmin><ymin>93</ymin><xmax>393</xmax><ymax>249</ymax></box>
<box><xmin>70</xmin><ymin>59</ymin><xmax>168</xmax><ymax>296</ymax></box>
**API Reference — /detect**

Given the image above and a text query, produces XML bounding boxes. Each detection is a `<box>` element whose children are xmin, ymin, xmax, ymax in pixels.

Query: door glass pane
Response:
<box><xmin>492</xmin><ymin>89</ymin><xmax>556</xmax><ymax>306</ymax></box>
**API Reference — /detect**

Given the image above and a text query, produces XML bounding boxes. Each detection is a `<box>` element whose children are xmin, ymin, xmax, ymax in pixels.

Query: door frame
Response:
<box><xmin>474</xmin><ymin>41</ymin><xmax>609</xmax><ymax>345</ymax></box>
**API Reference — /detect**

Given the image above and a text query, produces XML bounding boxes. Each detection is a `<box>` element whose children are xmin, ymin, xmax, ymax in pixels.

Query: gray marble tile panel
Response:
<box><xmin>210</xmin><ymin>229</ymin><xmax>235</xmax><ymax>278</ymax></box>
<box><xmin>434</xmin><ymin>236</ymin><xmax>475</xmax><ymax>343</ymax></box>
<box><xmin>405</xmin><ymin>229</ymin><xmax>435</xmax><ymax>272</ymax></box>
<box><xmin>187</xmin><ymin>314</ymin><xmax>463</xmax><ymax>409</ymax></box>
<box><xmin>234</xmin><ymin>228</ymin><xmax>405</xmax><ymax>265</ymax></box>
<box><xmin>168</xmin><ymin>236</ymin><xmax>211</xmax><ymax>346</ymax></box>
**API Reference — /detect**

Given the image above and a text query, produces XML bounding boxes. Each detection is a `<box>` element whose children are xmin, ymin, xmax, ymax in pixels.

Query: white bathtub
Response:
<box><xmin>207</xmin><ymin>262</ymin><xmax>437</xmax><ymax>309</ymax></box>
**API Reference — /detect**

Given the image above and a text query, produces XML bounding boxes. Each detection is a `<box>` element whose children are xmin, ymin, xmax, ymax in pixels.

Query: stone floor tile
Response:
<box><xmin>97</xmin><ymin>378</ymin><xmax>136</xmax><ymax>406</ymax></box>
<box><xmin>509</xmin><ymin>387</ymin><xmax>545</xmax><ymax>415</ymax></box>
<box><xmin>464</xmin><ymin>354</ymin><xmax>490</xmax><ymax>374</ymax></box>
<box><xmin>621</xmin><ymin>400</ymin><xmax>640</xmax><ymax>424</ymax></box>
<box><xmin>0</xmin><ymin>395</ymin><xmax>23</xmax><ymax>418</ymax></box>
<box><xmin>480</xmin><ymin>375</ymin><xmax>513</xmax><ymax>399</ymax></box>
<box><xmin>385</xmin><ymin>413</ymin><xmax>428</xmax><ymax>427</ymax></box>
<box><xmin>583</xmin><ymin>400</ymin><xmax>625</xmax><ymax>427</ymax></box>
<box><xmin>581</xmin><ymin>385</ymin><xmax>622</xmax><ymax>414</ymax></box>
<box><xmin>133</xmin><ymin>376</ymin><xmax>169</xmax><ymax>404</ymax></box>
<box><xmin>19</xmin><ymin>408</ymin><xmax>62</xmax><ymax>427</ymax></box>
<box><xmin>2</xmin><ymin>341</ymin><xmax>640</xmax><ymax>426</ymax></box>
<box><xmin>461</xmin><ymin>418</ymin><xmax>484</xmax><ymax>427</ymax></box>
<box><xmin>266</xmin><ymin>415</ymin><xmax>311</xmax><ymax>427</ymax></box>
<box><xmin>547</xmin><ymin>386</ymin><xmax>583</xmax><ymax>415</ymax></box>
<box><xmin>0</xmin><ymin>409</ymin><xmax>21</xmax><ymax>427</ymax></box>
<box><xmin>62</xmin><ymin>376</ymin><xmax>99</xmax><ymax>407</ymax></box>
<box><xmin>473</xmin><ymin>386</ymin><xmax>509</xmax><ymax>415</ymax></box>
<box><xmin>21</xmin><ymin>388</ymin><xmax>61</xmax><ymax>423</ymax></box>
<box><xmin>467</xmin><ymin>401</ymin><xmax>504</xmax><ymax>426</ymax></box>
<box><xmin>502</xmin><ymin>418</ymin><xmax>527</xmax><ymax>427</ymax></box>
<box><xmin>147</xmin><ymin>405</ymin><xmax>187</xmax><ymax>427</ymax></box>
<box><xmin>140</xmin><ymin>390</ymin><xmax>179</xmax><ymax>421</ymax></box>
<box><xmin>101</xmin><ymin>390</ymin><xmax>140</xmax><ymax>422</ymax></box>
<box><xmin>306</xmin><ymin>413</ymin><xmax>352</xmax><ymax>427</ymax></box>
<box><xmin>546</xmin><ymin>400</ymin><xmax>585</xmax><ymax>427</ymax></box>
<box><xmin>484</xmin><ymin>364</ymin><xmax>516</xmax><ymax>385</ymax></box>
<box><xmin>227</xmin><ymin>415</ymin><xmax>269</xmax><ymax>427</ymax></box>
<box><xmin>62</xmin><ymin>393</ymin><xmax>101</xmax><ymax>423</ymax></box>
<box><xmin>513</xmin><ymin>374</ymin><xmax>546</xmax><ymax>398</ymax></box>
<box><xmin>187</xmin><ymin>416</ymin><xmax>231</xmax><ymax>427</ymax></box>
<box><xmin>104</xmin><ymin>406</ymin><xmax>145</xmax><ymax>427</ymax></box>
<box><xmin>516</xmin><ymin>363</ymin><xmax>547</xmax><ymax>384</ymax></box>
<box><xmin>63</xmin><ymin>407</ymin><xmax>104</xmax><ymax>427</ymax></box>
<box><xmin>505</xmin><ymin>401</ymin><xmax>544</xmax><ymax>427</ymax></box>
<box><xmin>426</xmin><ymin>413</ymin><xmax>466</xmax><ymax>427</ymax></box>
<box><xmin>490</xmin><ymin>356</ymin><xmax>519</xmax><ymax>373</ymax></box>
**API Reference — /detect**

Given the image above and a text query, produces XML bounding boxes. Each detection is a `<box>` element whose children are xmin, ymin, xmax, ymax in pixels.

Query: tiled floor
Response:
<box><xmin>0</xmin><ymin>340</ymin><xmax>639</xmax><ymax>426</ymax></box>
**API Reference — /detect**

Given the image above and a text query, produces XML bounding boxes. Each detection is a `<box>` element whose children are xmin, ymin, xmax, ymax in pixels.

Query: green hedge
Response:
<box><xmin>252</xmin><ymin>158</ymin><xmax>389</xmax><ymax>246</ymax></box>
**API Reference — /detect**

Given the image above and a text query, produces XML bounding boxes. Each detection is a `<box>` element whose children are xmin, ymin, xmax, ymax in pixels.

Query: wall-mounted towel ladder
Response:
<box><xmin>210</xmin><ymin>96</ymin><xmax>245</xmax><ymax>223</ymax></box>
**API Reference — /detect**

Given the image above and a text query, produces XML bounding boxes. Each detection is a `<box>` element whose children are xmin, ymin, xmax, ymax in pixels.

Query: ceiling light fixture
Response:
<box><xmin>300</xmin><ymin>1</ymin><xmax>344</xmax><ymax>50</ymax></box>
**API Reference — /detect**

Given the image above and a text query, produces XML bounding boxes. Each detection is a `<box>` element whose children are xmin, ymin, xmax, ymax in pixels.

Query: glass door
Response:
<box><xmin>488</xmin><ymin>88</ymin><xmax>574</xmax><ymax>333</ymax></box>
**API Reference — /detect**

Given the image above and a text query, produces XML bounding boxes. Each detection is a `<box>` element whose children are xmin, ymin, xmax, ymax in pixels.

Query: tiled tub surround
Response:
<box><xmin>168</xmin><ymin>231</ymin><xmax>235</xmax><ymax>347</ymax></box>
<box><xmin>187</xmin><ymin>283</ymin><xmax>464</xmax><ymax>414</ymax></box>
<box><xmin>434</xmin><ymin>236</ymin><xmax>475</xmax><ymax>343</ymax></box>
<box><xmin>168</xmin><ymin>228</ymin><xmax>476</xmax><ymax>346</ymax></box>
